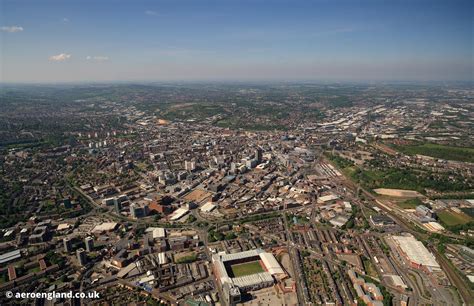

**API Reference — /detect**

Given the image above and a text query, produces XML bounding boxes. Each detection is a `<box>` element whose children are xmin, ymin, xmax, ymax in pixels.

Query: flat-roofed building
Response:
<box><xmin>392</xmin><ymin>235</ymin><xmax>440</xmax><ymax>272</ymax></box>
<box><xmin>0</xmin><ymin>249</ymin><xmax>21</xmax><ymax>264</ymax></box>
<box><xmin>169</xmin><ymin>207</ymin><xmax>189</xmax><ymax>221</ymax></box>
<box><xmin>92</xmin><ymin>222</ymin><xmax>118</xmax><ymax>233</ymax></box>
<box><xmin>200</xmin><ymin>202</ymin><xmax>217</xmax><ymax>213</ymax></box>
<box><xmin>145</xmin><ymin>227</ymin><xmax>166</xmax><ymax>239</ymax></box>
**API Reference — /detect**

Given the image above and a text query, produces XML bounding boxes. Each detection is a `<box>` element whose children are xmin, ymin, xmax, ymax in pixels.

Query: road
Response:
<box><xmin>283</xmin><ymin>212</ymin><xmax>308</xmax><ymax>305</ymax></box>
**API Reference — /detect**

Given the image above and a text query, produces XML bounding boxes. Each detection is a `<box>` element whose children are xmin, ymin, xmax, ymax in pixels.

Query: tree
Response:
<box><xmin>225</xmin><ymin>232</ymin><xmax>237</xmax><ymax>240</ymax></box>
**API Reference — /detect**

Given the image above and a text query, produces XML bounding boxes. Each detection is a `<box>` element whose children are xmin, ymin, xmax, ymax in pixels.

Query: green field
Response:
<box><xmin>396</xmin><ymin>198</ymin><xmax>423</xmax><ymax>209</ymax></box>
<box><xmin>393</xmin><ymin>143</ymin><xmax>474</xmax><ymax>163</ymax></box>
<box><xmin>230</xmin><ymin>261</ymin><xmax>264</xmax><ymax>277</ymax></box>
<box><xmin>362</xmin><ymin>258</ymin><xmax>378</xmax><ymax>278</ymax></box>
<box><xmin>349</xmin><ymin>166</ymin><xmax>468</xmax><ymax>194</ymax></box>
<box><xmin>437</xmin><ymin>210</ymin><xmax>473</xmax><ymax>226</ymax></box>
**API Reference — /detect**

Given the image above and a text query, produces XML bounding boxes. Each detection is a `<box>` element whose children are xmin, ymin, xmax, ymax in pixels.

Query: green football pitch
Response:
<box><xmin>230</xmin><ymin>261</ymin><xmax>265</xmax><ymax>277</ymax></box>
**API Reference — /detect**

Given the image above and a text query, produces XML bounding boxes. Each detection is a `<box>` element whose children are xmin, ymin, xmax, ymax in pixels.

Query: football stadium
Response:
<box><xmin>212</xmin><ymin>249</ymin><xmax>286</xmax><ymax>304</ymax></box>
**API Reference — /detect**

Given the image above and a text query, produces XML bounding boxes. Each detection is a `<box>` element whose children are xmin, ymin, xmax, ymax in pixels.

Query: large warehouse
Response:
<box><xmin>212</xmin><ymin>248</ymin><xmax>286</xmax><ymax>304</ymax></box>
<box><xmin>392</xmin><ymin>235</ymin><xmax>441</xmax><ymax>272</ymax></box>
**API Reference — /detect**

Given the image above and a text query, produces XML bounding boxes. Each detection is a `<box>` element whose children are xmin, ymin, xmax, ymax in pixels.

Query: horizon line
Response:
<box><xmin>1</xmin><ymin>79</ymin><xmax>473</xmax><ymax>86</ymax></box>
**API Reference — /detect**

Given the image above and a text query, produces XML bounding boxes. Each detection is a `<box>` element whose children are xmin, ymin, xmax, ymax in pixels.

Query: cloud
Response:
<box><xmin>86</xmin><ymin>55</ymin><xmax>109</xmax><ymax>61</ymax></box>
<box><xmin>1</xmin><ymin>26</ymin><xmax>24</xmax><ymax>33</ymax></box>
<box><xmin>145</xmin><ymin>10</ymin><xmax>159</xmax><ymax>16</ymax></box>
<box><xmin>62</xmin><ymin>18</ymin><xmax>69</xmax><ymax>23</ymax></box>
<box><xmin>49</xmin><ymin>53</ymin><xmax>72</xmax><ymax>62</ymax></box>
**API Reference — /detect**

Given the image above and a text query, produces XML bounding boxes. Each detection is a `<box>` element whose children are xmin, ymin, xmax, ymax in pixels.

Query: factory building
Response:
<box><xmin>391</xmin><ymin>235</ymin><xmax>441</xmax><ymax>273</ymax></box>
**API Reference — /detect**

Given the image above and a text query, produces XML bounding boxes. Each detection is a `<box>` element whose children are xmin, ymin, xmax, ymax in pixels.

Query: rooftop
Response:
<box><xmin>392</xmin><ymin>235</ymin><xmax>440</xmax><ymax>269</ymax></box>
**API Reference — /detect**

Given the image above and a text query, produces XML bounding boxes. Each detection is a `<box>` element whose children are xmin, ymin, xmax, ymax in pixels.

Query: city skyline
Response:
<box><xmin>1</xmin><ymin>0</ymin><xmax>473</xmax><ymax>82</ymax></box>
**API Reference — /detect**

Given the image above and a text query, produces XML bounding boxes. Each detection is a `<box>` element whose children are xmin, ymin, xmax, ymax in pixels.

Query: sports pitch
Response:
<box><xmin>437</xmin><ymin>209</ymin><xmax>472</xmax><ymax>226</ymax></box>
<box><xmin>229</xmin><ymin>261</ymin><xmax>264</xmax><ymax>277</ymax></box>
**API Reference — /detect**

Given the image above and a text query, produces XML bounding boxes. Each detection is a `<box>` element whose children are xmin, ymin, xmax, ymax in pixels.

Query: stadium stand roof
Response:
<box><xmin>232</xmin><ymin>272</ymin><xmax>274</xmax><ymax>288</ymax></box>
<box><xmin>259</xmin><ymin>252</ymin><xmax>285</xmax><ymax>275</ymax></box>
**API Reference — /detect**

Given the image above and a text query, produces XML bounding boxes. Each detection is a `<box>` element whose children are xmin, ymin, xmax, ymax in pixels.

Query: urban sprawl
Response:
<box><xmin>0</xmin><ymin>83</ymin><xmax>473</xmax><ymax>305</ymax></box>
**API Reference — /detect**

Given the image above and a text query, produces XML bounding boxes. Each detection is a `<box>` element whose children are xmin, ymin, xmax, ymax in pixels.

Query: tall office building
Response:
<box><xmin>114</xmin><ymin>198</ymin><xmax>122</xmax><ymax>213</ymax></box>
<box><xmin>63</xmin><ymin>198</ymin><xmax>72</xmax><ymax>209</ymax></box>
<box><xmin>185</xmin><ymin>160</ymin><xmax>196</xmax><ymax>171</ymax></box>
<box><xmin>77</xmin><ymin>248</ymin><xmax>87</xmax><ymax>266</ymax></box>
<box><xmin>130</xmin><ymin>203</ymin><xmax>139</xmax><ymax>219</ymax></box>
<box><xmin>130</xmin><ymin>203</ymin><xmax>148</xmax><ymax>219</ymax></box>
<box><xmin>255</xmin><ymin>148</ymin><xmax>262</xmax><ymax>163</ymax></box>
<box><xmin>63</xmin><ymin>237</ymin><xmax>72</xmax><ymax>253</ymax></box>
<box><xmin>85</xmin><ymin>236</ymin><xmax>94</xmax><ymax>252</ymax></box>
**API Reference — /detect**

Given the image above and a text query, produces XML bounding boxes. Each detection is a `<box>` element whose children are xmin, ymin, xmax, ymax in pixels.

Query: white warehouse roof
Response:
<box><xmin>318</xmin><ymin>194</ymin><xmax>339</xmax><ymax>203</ymax></box>
<box><xmin>92</xmin><ymin>222</ymin><xmax>118</xmax><ymax>233</ymax></box>
<box><xmin>392</xmin><ymin>235</ymin><xmax>440</xmax><ymax>269</ymax></box>
<box><xmin>169</xmin><ymin>207</ymin><xmax>189</xmax><ymax>221</ymax></box>
<box><xmin>145</xmin><ymin>227</ymin><xmax>166</xmax><ymax>239</ymax></box>
<box><xmin>152</xmin><ymin>228</ymin><xmax>166</xmax><ymax>239</ymax></box>
<box><xmin>200</xmin><ymin>202</ymin><xmax>217</xmax><ymax>212</ymax></box>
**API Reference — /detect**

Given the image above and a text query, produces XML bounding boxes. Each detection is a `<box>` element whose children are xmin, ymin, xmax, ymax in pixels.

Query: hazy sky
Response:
<box><xmin>1</xmin><ymin>0</ymin><xmax>472</xmax><ymax>83</ymax></box>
